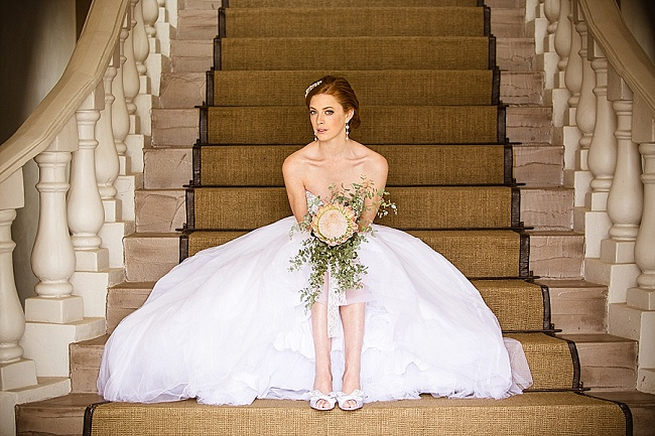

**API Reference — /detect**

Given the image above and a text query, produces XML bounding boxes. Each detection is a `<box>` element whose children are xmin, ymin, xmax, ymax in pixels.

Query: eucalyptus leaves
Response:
<box><xmin>289</xmin><ymin>178</ymin><xmax>397</xmax><ymax>308</ymax></box>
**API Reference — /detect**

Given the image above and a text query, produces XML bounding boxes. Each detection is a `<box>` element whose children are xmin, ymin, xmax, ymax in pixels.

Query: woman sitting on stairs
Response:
<box><xmin>97</xmin><ymin>76</ymin><xmax>532</xmax><ymax>412</ymax></box>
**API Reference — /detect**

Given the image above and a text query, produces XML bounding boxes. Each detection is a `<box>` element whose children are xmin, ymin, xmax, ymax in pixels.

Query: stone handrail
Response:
<box><xmin>578</xmin><ymin>0</ymin><xmax>655</xmax><ymax>118</ymax></box>
<box><xmin>0</xmin><ymin>0</ymin><xmax>130</xmax><ymax>184</ymax></box>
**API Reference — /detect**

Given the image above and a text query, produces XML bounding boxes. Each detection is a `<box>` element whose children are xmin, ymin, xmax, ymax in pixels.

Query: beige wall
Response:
<box><xmin>1</xmin><ymin>1</ymin><xmax>76</xmax><ymax>305</ymax></box>
<box><xmin>620</xmin><ymin>0</ymin><xmax>655</xmax><ymax>64</ymax></box>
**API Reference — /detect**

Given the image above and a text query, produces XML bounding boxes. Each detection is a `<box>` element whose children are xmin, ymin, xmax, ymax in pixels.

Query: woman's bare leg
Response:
<box><xmin>340</xmin><ymin>302</ymin><xmax>365</xmax><ymax>408</ymax></box>
<box><xmin>311</xmin><ymin>302</ymin><xmax>332</xmax><ymax>408</ymax></box>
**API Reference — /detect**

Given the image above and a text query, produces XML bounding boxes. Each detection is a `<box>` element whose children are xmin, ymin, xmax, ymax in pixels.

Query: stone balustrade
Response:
<box><xmin>538</xmin><ymin>0</ymin><xmax>655</xmax><ymax>394</ymax></box>
<box><xmin>0</xmin><ymin>0</ymin><xmax>170</xmax><ymax>433</ymax></box>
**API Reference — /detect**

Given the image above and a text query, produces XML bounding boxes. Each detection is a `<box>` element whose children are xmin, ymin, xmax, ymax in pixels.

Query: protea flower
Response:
<box><xmin>311</xmin><ymin>203</ymin><xmax>358</xmax><ymax>246</ymax></box>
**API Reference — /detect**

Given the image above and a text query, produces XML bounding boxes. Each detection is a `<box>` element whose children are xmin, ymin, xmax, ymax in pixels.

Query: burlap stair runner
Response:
<box><xmin>206</xmin><ymin>106</ymin><xmax>502</xmax><ymax>144</ymax></box>
<box><xmin>211</xmin><ymin>70</ymin><xmax>498</xmax><ymax>106</ymax></box>
<box><xmin>106</xmin><ymin>280</ymin><xmax>547</xmax><ymax>334</ymax></box>
<box><xmin>223</xmin><ymin>7</ymin><xmax>486</xmax><ymax>37</ymax></box>
<box><xmin>191</xmin><ymin>186</ymin><xmax>517</xmax><ymax>230</ymax></box>
<box><xmin>186</xmin><ymin>230</ymin><xmax>525</xmax><ymax>278</ymax></box>
<box><xmin>198</xmin><ymin>145</ymin><xmax>510</xmax><ymax>186</ymax></box>
<box><xmin>86</xmin><ymin>2</ymin><xmax>629</xmax><ymax>434</ymax></box>
<box><xmin>88</xmin><ymin>393</ymin><xmax>626</xmax><ymax>436</ymax></box>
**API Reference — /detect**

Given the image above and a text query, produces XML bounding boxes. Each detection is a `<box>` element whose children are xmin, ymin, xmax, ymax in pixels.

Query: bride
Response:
<box><xmin>97</xmin><ymin>76</ymin><xmax>532</xmax><ymax>411</ymax></box>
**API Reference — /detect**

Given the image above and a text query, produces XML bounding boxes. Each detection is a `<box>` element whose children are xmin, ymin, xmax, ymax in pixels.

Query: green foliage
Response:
<box><xmin>289</xmin><ymin>178</ymin><xmax>397</xmax><ymax>308</ymax></box>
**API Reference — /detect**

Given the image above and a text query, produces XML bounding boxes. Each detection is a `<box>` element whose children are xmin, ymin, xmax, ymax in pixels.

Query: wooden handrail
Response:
<box><xmin>0</xmin><ymin>0</ymin><xmax>130</xmax><ymax>184</ymax></box>
<box><xmin>578</xmin><ymin>0</ymin><xmax>655</xmax><ymax>117</ymax></box>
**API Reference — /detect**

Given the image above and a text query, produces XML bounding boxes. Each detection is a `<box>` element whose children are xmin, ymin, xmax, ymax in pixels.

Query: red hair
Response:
<box><xmin>304</xmin><ymin>76</ymin><xmax>361</xmax><ymax>129</ymax></box>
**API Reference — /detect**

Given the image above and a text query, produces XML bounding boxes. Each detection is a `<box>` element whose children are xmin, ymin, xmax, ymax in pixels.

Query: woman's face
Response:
<box><xmin>308</xmin><ymin>93</ymin><xmax>352</xmax><ymax>142</ymax></box>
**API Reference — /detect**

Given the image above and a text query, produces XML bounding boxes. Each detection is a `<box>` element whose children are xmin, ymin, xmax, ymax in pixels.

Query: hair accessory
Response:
<box><xmin>304</xmin><ymin>80</ymin><xmax>323</xmax><ymax>98</ymax></box>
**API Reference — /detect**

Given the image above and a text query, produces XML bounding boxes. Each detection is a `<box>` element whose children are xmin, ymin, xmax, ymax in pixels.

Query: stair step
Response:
<box><xmin>219</xmin><ymin>37</ymin><xmax>491</xmax><ymax>71</ymax></box>
<box><xmin>159</xmin><ymin>70</ymin><xmax>546</xmax><ymax>110</ymax></box>
<box><xmin>144</xmin><ymin>144</ymin><xmax>509</xmax><ymax>189</ymax></box>
<box><xmin>486</xmin><ymin>0</ymin><xmax>526</xmax><ymax>8</ymax></box>
<box><xmin>496</xmin><ymin>37</ymin><xmax>535</xmax><ymax>71</ymax></box>
<box><xmin>528</xmin><ymin>231</ymin><xmax>584</xmax><ymax>278</ymax></box>
<box><xmin>20</xmin><ymin>390</ymin><xmax>653</xmax><ymax>436</ymax></box>
<box><xmin>211</xmin><ymin>70</ymin><xmax>498</xmax><ymax>106</ymax></box>
<box><xmin>134</xmin><ymin>185</ymin><xmax>572</xmax><ymax>234</ymax></box>
<box><xmin>180</xmin><ymin>0</ymin><xmax>220</xmax><ymax>10</ymax></box>
<box><xmin>151</xmin><ymin>108</ymin><xmax>198</xmax><ymax>146</ymax></box>
<box><xmin>15</xmin><ymin>393</ymin><xmax>103</xmax><ymax>436</ymax></box>
<box><xmin>513</xmin><ymin>144</ymin><xmax>563</xmax><ymax>187</ymax></box>
<box><xmin>230</xmin><ymin>0</ymin><xmax>479</xmax><ymax>7</ymax></box>
<box><xmin>520</xmin><ymin>187</ymin><xmax>573</xmax><ymax>231</ymax></box>
<box><xmin>506</xmin><ymin>106</ymin><xmax>553</xmax><ymax>143</ymax></box>
<box><xmin>167</xmin><ymin>37</ymin><xmax>536</xmax><ymax>74</ymax></box>
<box><xmin>70</xmin><ymin>336</ymin><xmax>108</xmax><ymax>393</ymax></box>
<box><xmin>218</xmin><ymin>7</ymin><xmax>487</xmax><ymax>38</ymax></box>
<box><xmin>141</xmin><ymin>143</ymin><xmax>566</xmax><ymax>190</ymax></box>
<box><xmin>560</xmin><ymin>334</ymin><xmax>638</xmax><ymax>391</ymax></box>
<box><xmin>68</xmin><ymin>332</ymin><xmax>576</xmax><ymax>393</ymax></box>
<box><xmin>176</xmin><ymin>9</ymin><xmax>219</xmax><ymax>40</ymax></box>
<box><xmin>77</xmin><ymin>393</ymin><xmax>630</xmax><ymax>435</ymax></box>
<box><xmin>500</xmin><ymin>71</ymin><xmax>544</xmax><ymax>105</ymax></box>
<box><xmin>125</xmin><ymin>229</ymin><xmax>582</xmax><ymax>283</ymax></box>
<box><xmin>124</xmin><ymin>233</ymin><xmax>180</xmax><ymax>282</ymax></box>
<box><xmin>169</xmin><ymin>40</ymin><xmax>213</xmax><ymax>73</ymax></box>
<box><xmin>490</xmin><ymin>8</ymin><xmax>526</xmax><ymax>38</ymax></box>
<box><xmin>538</xmin><ymin>279</ymin><xmax>608</xmax><ymax>334</ymax></box>
<box><xmin>150</xmin><ymin>106</ymin><xmax>552</xmax><ymax>147</ymax></box>
<box><xmin>588</xmin><ymin>391</ymin><xmax>655</xmax><ymax>436</ymax></box>
<box><xmin>158</xmin><ymin>72</ymin><xmax>206</xmax><ymax>109</ymax></box>
<box><xmin>174</xmin><ymin>3</ymin><xmax>526</xmax><ymax>40</ymax></box>
<box><xmin>103</xmin><ymin>279</ymin><xmax>547</xmax><ymax>336</ymax></box>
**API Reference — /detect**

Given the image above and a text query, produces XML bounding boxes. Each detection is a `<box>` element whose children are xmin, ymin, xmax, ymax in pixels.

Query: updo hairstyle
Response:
<box><xmin>304</xmin><ymin>76</ymin><xmax>361</xmax><ymax>129</ymax></box>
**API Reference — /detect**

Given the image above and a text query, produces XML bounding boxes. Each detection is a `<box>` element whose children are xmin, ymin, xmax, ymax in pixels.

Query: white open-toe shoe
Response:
<box><xmin>336</xmin><ymin>389</ymin><xmax>365</xmax><ymax>411</ymax></box>
<box><xmin>309</xmin><ymin>390</ymin><xmax>337</xmax><ymax>411</ymax></box>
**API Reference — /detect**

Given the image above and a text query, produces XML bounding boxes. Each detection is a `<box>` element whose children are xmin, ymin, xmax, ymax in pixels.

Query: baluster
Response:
<box><xmin>572</xmin><ymin>5</ymin><xmax>595</xmax><ymax>210</ymax></box>
<box><xmin>585</xmin><ymin>65</ymin><xmax>641</xmax><ymax>303</ymax></box>
<box><xmin>133</xmin><ymin>0</ymin><xmax>149</xmax><ymax>84</ymax></box>
<box><xmin>562</xmin><ymin>0</ymin><xmax>582</xmax><ymax>172</ymax></box>
<box><xmin>143</xmin><ymin>0</ymin><xmax>159</xmax><ymax>45</ymax></box>
<box><xmin>68</xmin><ymin>87</ymin><xmax>109</xmax><ymax>271</ymax></box>
<box><xmin>630</xmin><ymin>103</ymin><xmax>655</xmax><ymax>304</ymax></box>
<box><xmin>623</xmin><ymin>99</ymin><xmax>655</xmax><ymax>393</ymax></box>
<box><xmin>123</xmin><ymin>1</ymin><xmax>140</xmax><ymax>134</ymax></box>
<box><xmin>25</xmin><ymin>119</ymin><xmax>83</xmax><ymax>324</ymax></box>
<box><xmin>96</xmin><ymin>50</ymin><xmax>121</xmax><ymax>214</ymax></box>
<box><xmin>549</xmin><ymin>0</ymin><xmax>571</xmax><ymax>129</ymax></box>
<box><xmin>541</xmin><ymin>0</ymin><xmax>560</xmax><ymax>89</ymax></box>
<box><xmin>113</xmin><ymin>14</ymin><xmax>131</xmax><ymax>176</ymax></box>
<box><xmin>0</xmin><ymin>169</ymin><xmax>37</xmax><ymax>391</ymax></box>
<box><xmin>587</xmin><ymin>42</ymin><xmax>616</xmax><ymax>213</ymax></box>
<box><xmin>605</xmin><ymin>72</ymin><xmax>643</xmax><ymax>266</ymax></box>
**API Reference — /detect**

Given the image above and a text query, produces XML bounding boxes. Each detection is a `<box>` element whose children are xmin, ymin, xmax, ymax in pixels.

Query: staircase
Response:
<box><xmin>15</xmin><ymin>0</ymin><xmax>655</xmax><ymax>434</ymax></box>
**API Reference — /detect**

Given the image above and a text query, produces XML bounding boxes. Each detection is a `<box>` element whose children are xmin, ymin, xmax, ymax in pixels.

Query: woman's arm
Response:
<box><xmin>358</xmin><ymin>153</ymin><xmax>389</xmax><ymax>230</ymax></box>
<box><xmin>282</xmin><ymin>155</ymin><xmax>309</xmax><ymax>224</ymax></box>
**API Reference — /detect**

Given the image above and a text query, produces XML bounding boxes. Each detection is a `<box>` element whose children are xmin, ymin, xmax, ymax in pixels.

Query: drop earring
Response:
<box><xmin>345</xmin><ymin>123</ymin><xmax>350</xmax><ymax>139</ymax></box>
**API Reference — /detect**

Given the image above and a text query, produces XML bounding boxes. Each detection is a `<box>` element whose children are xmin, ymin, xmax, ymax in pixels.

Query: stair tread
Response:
<box><xmin>559</xmin><ymin>333</ymin><xmax>638</xmax><ymax>344</ymax></box>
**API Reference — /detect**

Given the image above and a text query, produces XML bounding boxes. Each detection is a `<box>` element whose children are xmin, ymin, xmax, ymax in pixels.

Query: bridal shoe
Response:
<box><xmin>336</xmin><ymin>389</ymin><xmax>365</xmax><ymax>411</ymax></box>
<box><xmin>309</xmin><ymin>390</ymin><xmax>336</xmax><ymax>411</ymax></box>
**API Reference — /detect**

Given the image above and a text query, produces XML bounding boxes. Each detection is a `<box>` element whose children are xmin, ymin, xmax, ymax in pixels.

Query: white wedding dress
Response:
<box><xmin>98</xmin><ymin>191</ymin><xmax>533</xmax><ymax>405</ymax></box>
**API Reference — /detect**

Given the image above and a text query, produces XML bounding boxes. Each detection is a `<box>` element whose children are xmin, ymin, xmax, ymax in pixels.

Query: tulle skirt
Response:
<box><xmin>98</xmin><ymin>216</ymin><xmax>532</xmax><ymax>405</ymax></box>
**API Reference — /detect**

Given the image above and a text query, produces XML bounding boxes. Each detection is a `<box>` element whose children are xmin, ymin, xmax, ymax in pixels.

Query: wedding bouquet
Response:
<box><xmin>289</xmin><ymin>178</ymin><xmax>397</xmax><ymax>308</ymax></box>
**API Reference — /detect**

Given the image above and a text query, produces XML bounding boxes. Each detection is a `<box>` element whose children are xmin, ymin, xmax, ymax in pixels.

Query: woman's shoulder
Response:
<box><xmin>352</xmin><ymin>142</ymin><xmax>388</xmax><ymax>172</ymax></box>
<box><xmin>283</xmin><ymin>142</ymin><xmax>316</xmax><ymax>170</ymax></box>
